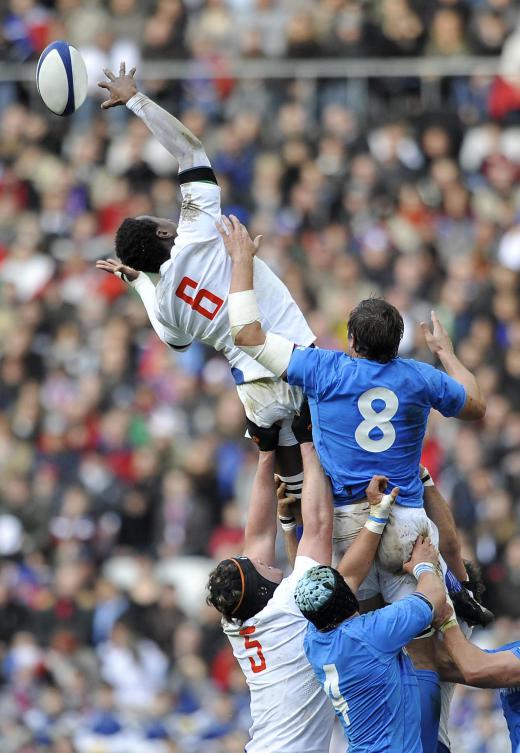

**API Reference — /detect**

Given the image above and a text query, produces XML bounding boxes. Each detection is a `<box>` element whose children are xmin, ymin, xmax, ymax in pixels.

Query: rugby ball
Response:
<box><xmin>36</xmin><ymin>41</ymin><xmax>88</xmax><ymax>116</ymax></box>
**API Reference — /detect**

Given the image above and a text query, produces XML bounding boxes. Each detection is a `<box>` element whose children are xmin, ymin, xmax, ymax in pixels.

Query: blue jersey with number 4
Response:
<box><xmin>287</xmin><ymin>348</ymin><xmax>466</xmax><ymax>507</ymax></box>
<box><xmin>485</xmin><ymin>641</ymin><xmax>520</xmax><ymax>752</ymax></box>
<box><xmin>304</xmin><ymin>594</ymin><xmax>433</xmax><ymax>753</ymax></box>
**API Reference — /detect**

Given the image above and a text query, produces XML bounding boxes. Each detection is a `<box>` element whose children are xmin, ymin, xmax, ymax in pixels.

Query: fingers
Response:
<box><xmin>276</xmin><ymin>482</ymin><xmax>287</xmax><ymax>499</ymax></box>
<box><xmin>229</xmin><ymin>214</ymin><xmax>242</xmax><ymax>232</ymax></box>
<box><xmin>101</xmin><ymin>100</ymin><xmax>117</xmax><ymax>110</ymax></box>
<box><xmin>216</xmin><ymin>216</ymin><xmax>232</xmax><ymax>236</ymax></box>
<box><xmin>97</xmin><ymin>81</ymin><xmax>111</xmax><ymax>90</ymax></box>
<box><xmin>390</xmin><ymin>487</ymin><xmax>399</xmax><ymax>499</ymax></box>
<box><xmin>419</xmin><ymin>321</ymin><xmax>430</xmax><ymax>335</ymax></box>
<box><xmin>119</xmin><ymin>61</ymin><xmax>126</xmax><ymax>77</ymax></box>
<box><xmin>253</xmin><ymin>235</ymin><xmax>263</xmax><ymax>251</ymax></box>
<box><xmin>103</xmin><ymin>68</ymin><xmax>116</xmax><ymax>82</ymax></box>
<box><xmin>129</xmin><ymin>67</ymin><xmax>136</xmax><ymax>78</ymax></box>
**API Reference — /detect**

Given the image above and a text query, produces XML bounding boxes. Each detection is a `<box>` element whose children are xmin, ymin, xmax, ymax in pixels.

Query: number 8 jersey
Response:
<box><xmin>223</xmin><ymin>556</ymin><xmax>335</xmax><ymax>753</ymax></box>
<box><xmin>154</xmin><ymin>180</ymin><xmax>315</xmax><ymax>385</ymax></box>
<box><xmin>286</xmin><ymin>348</ymin><xmax>467</xmax><ymax>507</ymax></box>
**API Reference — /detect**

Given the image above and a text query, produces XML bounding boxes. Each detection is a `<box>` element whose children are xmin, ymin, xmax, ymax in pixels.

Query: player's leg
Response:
<box><xmin>275</xmin><ymin>441</ymin><xmax>304</xmax><ymax>501</ymax></box>
<box><xmin>377</xmin><ymin>507</ymin><xmax>443</xmax><ymax>753</ymax></box>
<box><xmin>236</xmin><ymin>379</ymin><xmax>305</xmax><ymax>499</ymax></box>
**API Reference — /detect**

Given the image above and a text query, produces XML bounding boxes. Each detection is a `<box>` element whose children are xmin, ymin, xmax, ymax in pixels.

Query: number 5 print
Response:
<box><xmin>239</xmin><ymin>626</ymin><xmax>267</xmax><ymax>673</ymax></box>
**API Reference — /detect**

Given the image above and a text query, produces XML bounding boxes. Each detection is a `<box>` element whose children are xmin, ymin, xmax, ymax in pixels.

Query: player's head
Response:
<box><xmin>206</xmin><ymin>556</ymin><xmax>282</xmax><ymax>623</ymax></box>
<box><xmin>115</xmin><ymin>215</ymin><xmax>177</xmax><ymax>273</ymax></box>
<box><xmin>295</xmin><ymin>565</ymin><xmax>359</xmax><ymax>631</ymax></box>
<box><xmin>348</xmin><ymin>298</ymin><xmax>404</xmax><ymax>363</ymax></box>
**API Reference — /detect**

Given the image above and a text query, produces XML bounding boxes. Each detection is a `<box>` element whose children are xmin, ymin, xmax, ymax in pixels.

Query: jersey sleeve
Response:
<box><xmin>286</xmin><ymin>347</ymin><xmax>340</xmax><ymax>398</ymax></box>
<box><xmin>176</xmin><ymin>179</ymin><xmax>221</xmax><ymax>246</ymax></box>
<box><xmin>416</xmin><ymin>361</ymin><xmax>466</xmax><ymax>417</ymax></box>
<box><xmin>363</xmin><ymin>594</ymin><xmax>433</xmax><ymax>654</ymax></box>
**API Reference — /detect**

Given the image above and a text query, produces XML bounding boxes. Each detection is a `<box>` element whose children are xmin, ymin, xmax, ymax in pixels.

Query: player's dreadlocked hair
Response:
<box><xmin>206</xmin><ymin>560</ymin><xmax>245</xmax><ymax>623</ymax></box>
<box><xmin>348</xmin><ymin>298</ymin><xmax>404</xmax><ymax>363</ymax></box>
<box><xmin>295</xmin><ymin>566</ymin><xmax>359</xmax><ymax>631</ymax></box>
<box><xmin>115</xmin><ymin>218</ymin><xmax>171</xmax><ymax>273</ymax></box>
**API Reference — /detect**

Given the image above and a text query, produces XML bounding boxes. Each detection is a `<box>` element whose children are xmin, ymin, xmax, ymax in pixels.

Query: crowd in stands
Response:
<box><xmin>1</xmin><ymin>1</ymin><xmax>520</xmax><ymax>751</ymax></box>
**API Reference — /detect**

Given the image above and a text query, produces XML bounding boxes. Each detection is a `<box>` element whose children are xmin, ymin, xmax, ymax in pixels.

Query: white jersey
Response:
<box><xmin>154</xmin><ymin>180</ymin><xmax>315</xmax><ymax>384</ymax></box>
<box><xmin>223</xmin><ymin>556</ymin><xmax>335</xmax><ymax>753</ymax></box>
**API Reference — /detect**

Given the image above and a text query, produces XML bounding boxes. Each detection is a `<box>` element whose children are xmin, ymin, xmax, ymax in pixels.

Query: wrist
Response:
<box><xmin>412</xmin><ymin>562</ymin><xmax>436</xmax><ymax>579</ymax></box>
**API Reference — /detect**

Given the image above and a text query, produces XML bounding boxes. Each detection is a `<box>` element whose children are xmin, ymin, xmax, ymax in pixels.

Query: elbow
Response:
<box><xmin>234</xmin><ymin>322</ymin><xmax>263</xmax><ymax>348</ymax></box>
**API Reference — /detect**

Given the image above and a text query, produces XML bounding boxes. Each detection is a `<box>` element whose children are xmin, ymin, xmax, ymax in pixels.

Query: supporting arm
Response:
<box><xmin>443</xmin><ymin>624</ymin><xmax>520</xmax><ymax>688</ymax></box>
<box><xmin>338</xmin><ymin>477</ymin><xmax>397</xmax><ymax>593</ymax></box>
<box><xmin>242</xmin><ymin>450</ymin><xmax>278</xmax><ymax>566</ymax></box>
<box><xmin>296</xmin><ymin>443</ymin><xmax>333</xmax><ymax>566</ymax></box>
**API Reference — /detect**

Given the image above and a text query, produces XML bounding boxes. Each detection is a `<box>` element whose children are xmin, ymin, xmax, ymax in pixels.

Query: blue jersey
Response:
<box><xmin>304</xmin><ymin>594</ymin><xmax>433</xmax><ymax>753</ymax></box>
<box><xmin>287</xmin><ymin>349</ymin><xmax>466</xmax><ymax>507</ymax></box>
<box><xmin>485</xmin><ymin>641</ymin><xmax>520</xmax><ymax>752</ymax></box>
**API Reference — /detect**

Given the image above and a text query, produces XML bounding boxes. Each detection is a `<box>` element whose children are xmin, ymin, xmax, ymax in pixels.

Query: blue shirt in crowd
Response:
<box><xmin>304</xmin><ymin>594</ymin><xmax>433</xmax><ymax>753</ymax></box>
<box><xmin>287</xmin><ymin>349</ymin><xmax>466</xmax><ymax>506</ymax></box>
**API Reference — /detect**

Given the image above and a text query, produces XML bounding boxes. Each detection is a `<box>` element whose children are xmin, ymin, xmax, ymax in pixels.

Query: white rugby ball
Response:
<box><xmin>36</xmin><ymin>41</ymin><xmax>88</xmax><ymax>116</ymax></box>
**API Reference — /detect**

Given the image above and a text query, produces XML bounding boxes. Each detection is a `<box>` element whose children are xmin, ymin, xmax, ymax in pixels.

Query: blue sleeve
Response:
<box><xmin>363</xmin><ymin>594</ymin><xmax>433</xmax><ymax>654</ymax></box>
<box><xmin>286</xmin><ymin>347</ymin><xmax>341</xmax><ymax>399</ymax></box>
<box><xmin>416</xmin><ymin>362</ymin><xmax>466</xmax><ymax>417</ymax></box>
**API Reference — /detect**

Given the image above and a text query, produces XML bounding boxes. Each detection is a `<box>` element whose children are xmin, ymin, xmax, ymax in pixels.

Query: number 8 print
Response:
<box><xmin>354</xmin><ymin>387</ymin><xmax>399</xmax><ymax>453</ymax></box>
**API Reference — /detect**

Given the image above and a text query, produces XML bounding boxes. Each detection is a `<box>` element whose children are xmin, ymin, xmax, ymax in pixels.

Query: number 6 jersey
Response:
<box><xmin>153</xmin><ymin>180</ymin><xmax>315</xmax><ymax>385</ymax></box>
<box><xmin>223</xmin><ymin>556</ymin><xmax>335</xmax><ymax>753</ymax></box>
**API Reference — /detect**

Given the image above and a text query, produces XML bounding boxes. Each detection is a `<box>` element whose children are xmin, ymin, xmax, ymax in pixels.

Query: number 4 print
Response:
<box><xmin>239</xmin><ymin>626</ymin><xmax>267</xmax><ymax>673</ymax></box>
<box><xmin>175</xmin><ymin>276</ymin><xmax>224</xmax><ymax>321</ymax></box>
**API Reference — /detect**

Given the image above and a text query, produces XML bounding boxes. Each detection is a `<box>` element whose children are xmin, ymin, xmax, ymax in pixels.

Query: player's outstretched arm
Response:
<box><xmin>242</xmin><ymin>421</ymin><xmax>280</xmax><ymax>566</ymax></box>
<box><xmin>296</xmin><ymin>442</ymin><xmax>333</xmax><ymax>566</ymax></box>
<box><xmin>420</xmin><ymin>311</ymin><xmax>485</xmax><ymax>421</ymax></box>
<box><xmin>217</xmin><ymin>215</ymin><xmax>294</xmax><ymax>379</ymax></box>
<box><xmin>442</xmin><ymin>624</ymin><xmax>520</xmax><ymax>688</ymax></box>
<box><xmin>338</xmin><ymin>477</ymin><xmax>398</xmax><ymax>593</ymax></box>
<box><xmin>95</xmin><ymin>258</ymin><xmax>191</xmax><ymax>350</ymax></box>
<box><xmin>98</xmin><ymin>63</ymin><xmax>210</xmax><ymax>173</ymax></box>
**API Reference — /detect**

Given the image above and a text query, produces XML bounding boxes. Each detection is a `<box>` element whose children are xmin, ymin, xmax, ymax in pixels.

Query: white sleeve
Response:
<box><xmin>176</xmin><ymin>181</ymin><xmax>222</xmax><ymax>245</ymax></box>
<box><xmin>130</xmin><ymin>273</ymin><xmax>193</xmax><ymax>351</ymax></box>
<box><xmin>126</xmin><ymin>93</ymin><xmax>211</xmax><ymax>173</ymax></box>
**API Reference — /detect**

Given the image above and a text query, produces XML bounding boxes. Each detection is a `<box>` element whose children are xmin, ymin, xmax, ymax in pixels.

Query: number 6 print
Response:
<box><xmin>354</xmin><ymin>387</ymin><xmax>399</xmax><ymax>453</ymax></box>
<box><xmin>175</xmin><ymin>276</ymin><xmax>224</xmax><ymax>321</ymax></box>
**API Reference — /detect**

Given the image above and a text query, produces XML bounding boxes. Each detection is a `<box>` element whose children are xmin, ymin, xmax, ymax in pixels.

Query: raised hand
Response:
<box><xmin>365</xmin><ymin>476</ymin><xmax>398</xmax><ymax>534</ymax></box>
<box><xmin>95</xmin><ymin>257</ymin><xmax>139</xmax><ymax>282</ymax></box>
<box><xmin>98</xmin><ymin>62</ymin><xmax>137</xmax><ymax>109</ymax></box>
<box><xmin>216</xmin><ymin>215</ymin><xmax>262</xmax><ymax>262</ymax></box>
<box><xmin>420</xmin><ymin>310</ymin><xmax>454</xmax><ymax>356</ymax></box>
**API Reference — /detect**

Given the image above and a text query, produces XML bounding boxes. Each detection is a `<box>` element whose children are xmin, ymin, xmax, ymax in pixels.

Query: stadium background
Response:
<box><xmin>1</xmin><ymin>1</ymin><xmax>520</xmax><ymax>751</ymax></box>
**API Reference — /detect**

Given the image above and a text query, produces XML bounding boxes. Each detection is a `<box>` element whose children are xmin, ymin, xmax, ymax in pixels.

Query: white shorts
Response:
<box><xmin>333</xmin><ymin>502</ymin><xmax>445</xmax><ymax>604</ymax></box>
<box><xmin>236</xmin><ymin>378</ymin><xmax>303</xmax><ymax>446</ymax></box>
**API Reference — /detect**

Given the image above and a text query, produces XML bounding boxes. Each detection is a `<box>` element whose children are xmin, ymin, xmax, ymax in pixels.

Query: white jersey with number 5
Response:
<box><xmin>222</xmin><ymin>556</ymin><xmax>335</xmax><ymax>753</ymax></box>
<box><xmin>154</xmin><ymin>181</ymin><xmax>315</xmax><ymax>384</ymax></box>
